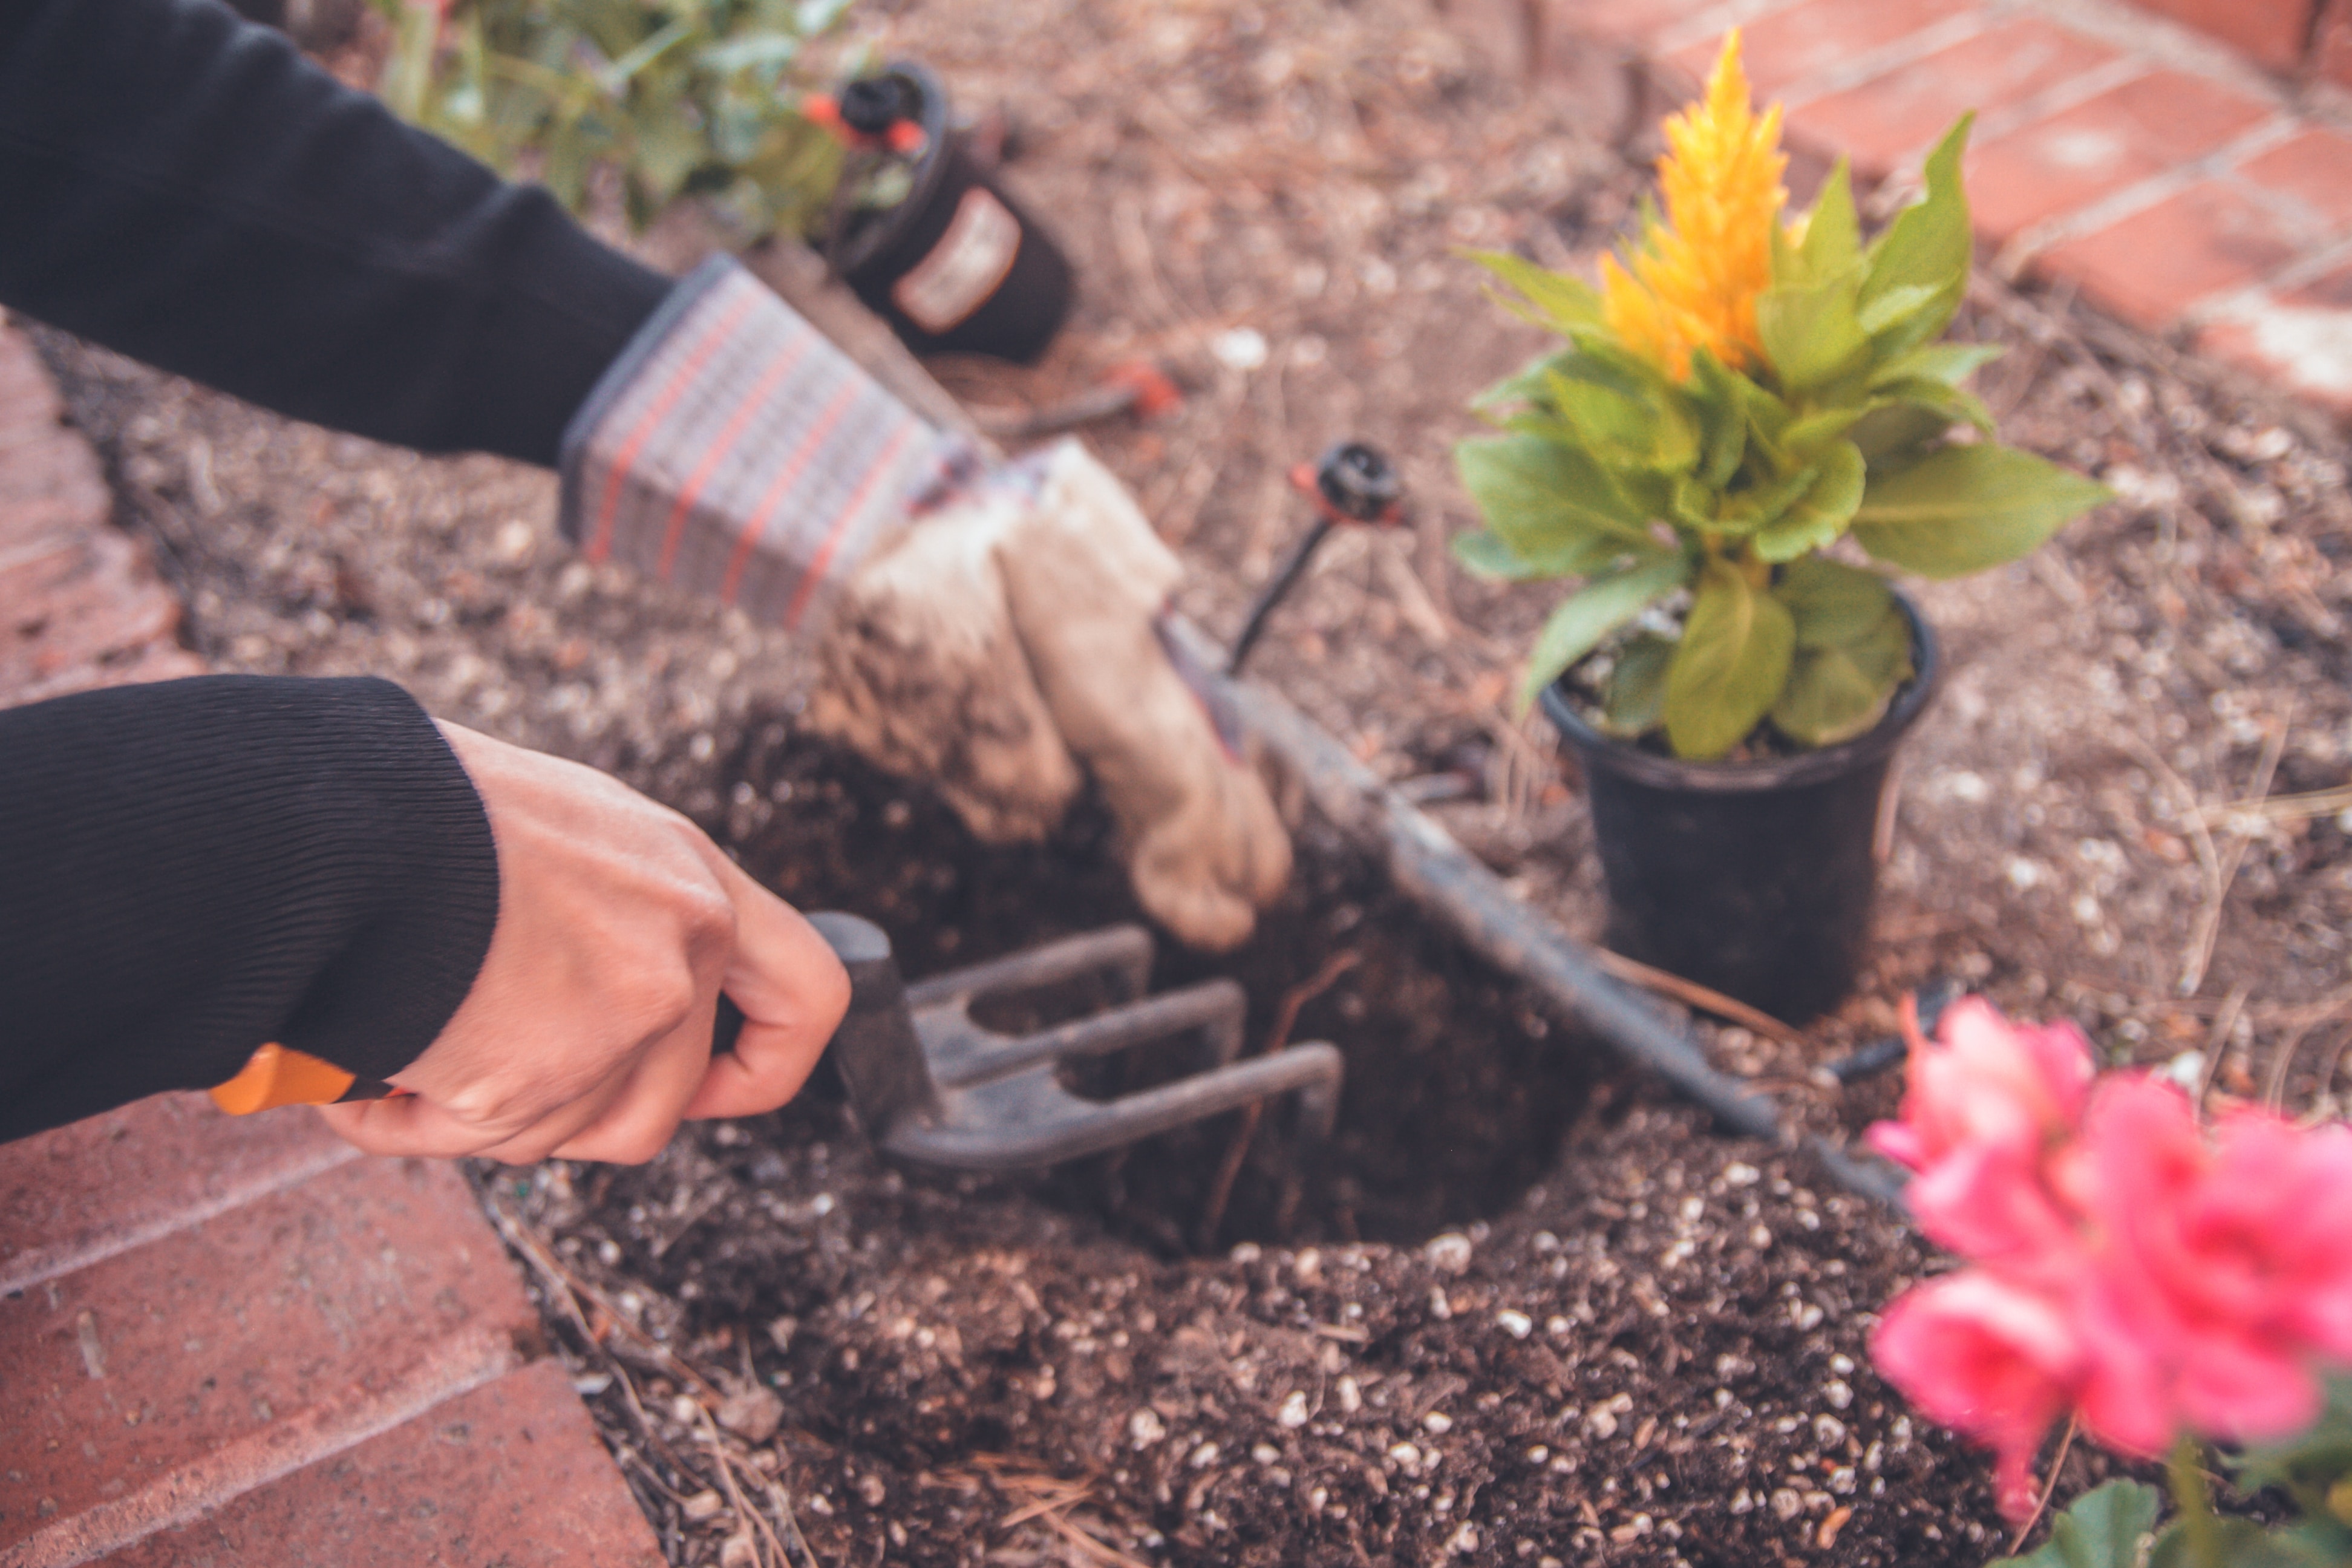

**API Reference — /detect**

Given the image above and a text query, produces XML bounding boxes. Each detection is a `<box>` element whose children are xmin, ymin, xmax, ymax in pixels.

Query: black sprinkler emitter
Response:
<box><xmin>1224</xmin><ymin>441</ymin><xmax>1403</xmax><ymax>678</ymax></box>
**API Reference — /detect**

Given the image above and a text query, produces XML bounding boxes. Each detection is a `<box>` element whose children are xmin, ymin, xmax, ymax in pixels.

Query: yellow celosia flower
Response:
<box><xmin>1602</xmin><ymin>31</ymin><xmax>1787</xmax><ymax>380</ymax></box>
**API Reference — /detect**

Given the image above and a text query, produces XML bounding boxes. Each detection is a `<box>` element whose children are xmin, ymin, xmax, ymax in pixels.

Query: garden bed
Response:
<box><xmin>28</xmin><ymin>0</ymin><xmax>2352</xmax><ymax>1559</ymax></box>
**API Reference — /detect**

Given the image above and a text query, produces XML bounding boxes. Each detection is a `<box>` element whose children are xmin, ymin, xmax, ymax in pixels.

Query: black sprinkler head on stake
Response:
<box><xmin>1226</xmin><ymin>439</ymin><xmax>1408</xmax><ymax>677</ymax></box>
<box><xmin>838</xmin><ymin>73</ymin><xmax>920</xmax><ymax>137</ymax></box>
<box><xmin>1315</xmin><ymin>441</ymin><xmax>1401</xmax><ymax>524</ymax></box>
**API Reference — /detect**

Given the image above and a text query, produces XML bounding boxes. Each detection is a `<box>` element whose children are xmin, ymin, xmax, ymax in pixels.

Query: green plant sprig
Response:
<box><xmin>375</xmin><ymin>0</ymin><xmax>856</xmax><ymax>240</ymax></box>
<box><xmin>1454</xmin><ymin>119</ymin><xmax>2111</xmax><ymax>761</ymax></box>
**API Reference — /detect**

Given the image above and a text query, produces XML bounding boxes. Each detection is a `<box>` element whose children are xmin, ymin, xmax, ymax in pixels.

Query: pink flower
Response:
<box><xmin>1872</xmin><ymin>1271</ymin><xmax>2083</xmax><ymax>1520</ymax></box>
<box><xmin>1867</xmin><ymin>996</ymin><xmax>2094</xmax><ymax>1174</ymax></box>
<box><xmin>2071</xmin><ymin>1075</ymin><xmax>2352</xmax><ymax>1451</ymax></box>
<box><xmin>1867</xmin><ymin>996</ymin><xmax>2096</xmax><ymax>1276</ymax></box>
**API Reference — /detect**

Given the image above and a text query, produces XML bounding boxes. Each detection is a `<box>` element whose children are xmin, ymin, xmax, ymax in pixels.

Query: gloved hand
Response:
<box><xmin>560</xmin><ymin>260</ymin><xmax>1290</xmax><ymax>949</ymax></box>
<box><xmin>813</xmin><ymin>440</ymin><xmax>1291</xmax><ymax>949</ymax></box>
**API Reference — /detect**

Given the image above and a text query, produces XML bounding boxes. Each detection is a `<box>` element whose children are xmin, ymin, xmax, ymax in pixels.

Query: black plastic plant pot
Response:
<box><xmin>828</xmin><ymin>62</ymin><xmax>1074</xmax><ymax>363</ymax></box>
<box><xmin>1539</xmin><ymin>600</ymin><xmax>1941</xmax><ymax>1024</ymax></box>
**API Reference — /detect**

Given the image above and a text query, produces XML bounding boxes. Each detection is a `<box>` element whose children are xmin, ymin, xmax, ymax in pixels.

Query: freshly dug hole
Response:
<box><xmin>713</xmin><ymin>716</ymin><xmax>1612</xmax><ymax>1253</ymax></box>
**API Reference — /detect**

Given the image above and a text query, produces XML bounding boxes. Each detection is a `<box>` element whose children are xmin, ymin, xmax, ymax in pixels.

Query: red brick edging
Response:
<box><xmin>0</xmin><ymin>319</ymin><xmax>662</xmax><ymax>1568</ymax></box>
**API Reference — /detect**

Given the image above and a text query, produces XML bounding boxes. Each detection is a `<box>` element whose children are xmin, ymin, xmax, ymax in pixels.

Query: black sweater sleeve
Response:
<box><xmin>0</xmin><ymin>676</ymin><xmax>500</xmax><ymax>1142</ymax></box>
<box><xmin>0</xmin><ymin>0</ymin><xmax>673</xmax><ymax>466</ymax></box>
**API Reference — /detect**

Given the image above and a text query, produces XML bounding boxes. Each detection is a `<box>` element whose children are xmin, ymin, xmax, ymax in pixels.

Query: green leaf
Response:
<box><xmin>1753</xmin><ymin>439</ymin><xmax>1866</xmax><ymax>562</ymax></box>
<box><xmin>1685</xmin><ymin>350</ymin><xmax>1751</xmax><ymax>490</ymax></box>
<box><xmin>1452</xmin><ymin>528</ymin><xmax>1630</xmax><ymax>582</ymax></box>
<box><xmin>1455</xmin><ymin>434</ymin><xmax>1656</xmax><ymax>560</ymax></box>
<box><xmin>1873</xmin><ymin>342</ymin><xmax>2005</xmax><ymax>390</ymax></box>
<box><xmin>1518</xmin><ymin>555</ymin><xmax>1690</xmax><ymax>711</ymax></box>
<box><xmin>1757</xmin><ymin>263</ymin><xmax>1870</xmax><ymax>394</ymax></box>
<box><xmin>1991</xmin><ymin>1480</ymin><xmax>2161</xmax><ymax>1568</ymax></box>
<box><xmin>1471</xmin><ymin>350</ymin><xmax>1573</xmax><ymax>412</ymax></box>
<box><xmin>1546</xmin><ymin>373</ymin><xmax>1665</xmax><ymax>466</ymax></box>
<box><xmin>1602</xmin><ymin>633</ymin><xmax>1675</xmax><ymax>736</ymax></box>
<box><xmin>1782</xmin><ymin>406</ymin><xmax>1866</xmax><ymax>456</ymax></box>
<box><xmin>630</xmin><ymin>103</ymin><xmax>708</xmax><ymax>203</ymax></box>
<box><xmin>1662</xmin><ymin>558</ymin><xmax>1795</xmax><ymax>760</ymax></box>
<box><xmin>1794</xmin><ymin>160</ymin><xmax>1861</xmax><ymax>283</ymax></box>
<box><xmin>1871</xmin><ymin>376</ymin><xmax>1996</xmax><ymax>435</ymax></box>
<box><xmin>1860</xmin><ymin>116</ymin><xmax>1974</xmax><ymax>359</ymax></box>
<box><xmin>1774</xmin><ymin>556</ymin><xmax>1895</xmax><ymax>648</ymax></box>
<box><xmin>2148</xmin><ymin>1517</ymin><xmax>2342</xmax><ymax>1568</ymax></box>
<box><xmin>1771</xmin><ymin>603</ymin><xmax>1910</xmax><ymax>746</ymax></box>
<box><xmin>1857</xmin><ymin>283</ymin><xmax>1940</xmax><ymax>336</ymax></box>
<box><xmin>1847</xmin><ymin>402</ymin><xmax>1957</xmax><ymax>466</ymax></box>
<box><xmin>1466</xmin><ymin>249</ymin><xmax>1607</xmax><ymax>336</ymax></box>
<box><xmin>2237</xmin><ymin>1375</ymin><xmax>2352</xmax><ymax>1517</ymax></box>
<box><xmin>1715</xmin><ymin>462</ymin><xmax>1821</xmax><ymax>537</ymax></box>
<box><xmin>1851</xmin><ymin>443</ymin><xmax>2111</xmax><ymax>578</ymax></box>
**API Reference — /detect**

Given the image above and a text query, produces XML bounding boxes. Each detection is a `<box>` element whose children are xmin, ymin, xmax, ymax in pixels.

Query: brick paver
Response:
<box><xmin>94</xmin><ymin>1363</ymin><xmax>664</xmax><ymax>1568</ymax></box>
<box><xmin>0</xmin><ymin>1093</ymin><xmax>358</xmax><ymax>1296</ymax></box>
<box><xmin>2128</xmin><ymin>0</ymin><xmax>2315</xmax><ymax>70</ymax></box>
<box><xmin>1529</xmin><ymin>0</ymin><xmax>2352</xmax><ymax>426</ymax></box>
<box><xmin>1663</xmin><ymin>0</ymin><xmax>1969</xmax><ymax>97</ymax></box>
<box><xmin>2197</xmin><ymin>259</ymin><xmax>2352</xmax><ymax>420</ymax></box>
<box><xmin>2324</xmin><ymin>0</ymin><xmax>2352</xmax><ymax>88</ymax></box>
<box><xmin>0</xmin><ymin>320</ymin><xmax>661</xmax><ymax>1567</ymax></box>
<box><xmin>1785</xmin><ymin>18</ymin><xmax>2125</xmax><ymax>180</ymax></box>
<box><xmin>2037</xmin><ymin>178</ymin><xmax>2310</xmax><ymax>328</ymax></box>
<box><xmin>1964</xmin><ymin>68</ymin><xmax>2278</xmax><ymax>243</ymax></box>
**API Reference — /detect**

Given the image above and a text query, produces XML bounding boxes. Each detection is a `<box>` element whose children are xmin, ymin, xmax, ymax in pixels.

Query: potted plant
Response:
<box><xmin>374</xmin><ymin>1</ymin><xmax>1072</xmax><ymax>359</ymax></box>
<box><xmin>376</xmin><ymin>0</ymin><xmax>857</xmax><ymax>239</ymax></box>
<box><xmin>1453</xmin><ymin>34</ymin><xmax>2108</xmax><ymax>1021</ymax></box>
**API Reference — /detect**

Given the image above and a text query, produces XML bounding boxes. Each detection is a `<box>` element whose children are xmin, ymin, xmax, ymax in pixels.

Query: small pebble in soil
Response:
<box><xmin>1423</xmin><ymin>1232</ymin><xmax>1472</xmax><ymax>1275</ymax></box>
<box><xmin>1495</xmin><ymin>1308</ymin><xmax>1532</xmax><ymax>1338</ymax></box>
<box><xmin>717</xmin><ymin>1387</ymin><xmax>783</xmax><ymax>1443</ymax></box>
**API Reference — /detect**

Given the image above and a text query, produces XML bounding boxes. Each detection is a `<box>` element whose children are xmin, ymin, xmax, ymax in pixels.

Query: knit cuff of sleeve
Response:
<box><xmin>555</xmin><ymin>256</ymin><xmax>977</xmax><ymax>639</ymax></box>
<box><xmin>0</xmin><ymin>675</ymin><xmax>499</xmax><ymax>1140</ymax></box>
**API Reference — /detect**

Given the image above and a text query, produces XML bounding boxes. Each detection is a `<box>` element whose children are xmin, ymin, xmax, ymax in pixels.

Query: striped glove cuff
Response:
<box><xmin>557</xmin><ymin>257</ymin><xmax>975</xmax><ymax>635</ymax></box>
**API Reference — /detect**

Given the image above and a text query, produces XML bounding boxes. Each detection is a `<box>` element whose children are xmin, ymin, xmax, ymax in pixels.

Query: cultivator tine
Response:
<box><xmin>884</xmin><ymin>1040</ymin><xmax>1345</xmax><ymax>1172</ymax></box>
<box><xmin>903</xmin><ymin>925</ymin><xmax>1152</xmax><ymax>1011</ymax></box>
<box><xmin>806</xmin><ymin>913</ymin><xmax>1345</xmax><ymax>1174</ymax></box>
<box><xmin>920</xmin><ymin>979</ymin><xmax>1247</xmax><ymax>1087</ymax></box>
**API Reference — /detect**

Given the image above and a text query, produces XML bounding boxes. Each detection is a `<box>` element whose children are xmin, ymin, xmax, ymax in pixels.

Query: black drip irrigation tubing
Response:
<box><xmin>1169</xmin><ymin>618</ymin><xmax>1913</xmax><ymax>1214</ymax></box>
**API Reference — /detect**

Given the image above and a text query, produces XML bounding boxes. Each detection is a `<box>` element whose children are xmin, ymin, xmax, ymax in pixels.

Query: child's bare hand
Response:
<box><xmin>318</xmin><ymin>722</ymin><xmax>847</xmax><ymax>1164</ymax></box>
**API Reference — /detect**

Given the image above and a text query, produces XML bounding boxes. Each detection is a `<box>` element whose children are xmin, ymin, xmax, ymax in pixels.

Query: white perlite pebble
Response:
<box><xmin>1496</xmin><ymin>1310</ymin><xmax>1533</xmax><ymax>1339</ymax></box>
<box><xmin>1278</xmin><ymin>1391</ymin><xmax>1311</xmax><ymax>1429</ymax></box>
<box><xmin>1424</xmin><ymin>1233</ymin><xmax>1474</xmax><ymax>1275</ymax></box>
<box><xmin>1129</xmin><ymin>1409</ymin><xmax>1167</xmax><ymax>1447</ymax></box>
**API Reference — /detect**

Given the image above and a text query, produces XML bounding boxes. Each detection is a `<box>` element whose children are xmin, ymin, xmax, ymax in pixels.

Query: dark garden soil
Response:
<box><xmin>28</xmin><ymin>0</ymin><xmax>2352</xmax><ymax>1561</ymax></box>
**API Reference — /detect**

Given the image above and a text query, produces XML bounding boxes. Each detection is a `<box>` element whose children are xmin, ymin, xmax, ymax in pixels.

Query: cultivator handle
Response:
<box><xmin>800</xmin><ymin>911</ymin><xmax>942</xmax><ymax>1131</ymax></box>
<box><xmin>218</xmin><ymin>911</ymin><xmax>1345</xmax><ymax>1176</ymax></box>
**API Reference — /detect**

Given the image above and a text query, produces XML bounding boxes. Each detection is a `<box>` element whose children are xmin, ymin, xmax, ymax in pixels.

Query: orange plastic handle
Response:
<box><xmin>208</xmin><ymin>1042</ymin><xmax>361</xmax><ymax>1116</ymax></box>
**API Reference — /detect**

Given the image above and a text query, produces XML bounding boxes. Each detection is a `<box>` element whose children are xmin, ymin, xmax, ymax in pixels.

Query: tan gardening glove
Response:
<box><xmin>561</xmin><ymin>260</ymin><xmax>1289</xmax><ymax>950</ymax></box>
<box><xmin>811</xmin><ymin>440</ymin><xmax>1290</xmax><ymax>950</ymax></box>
